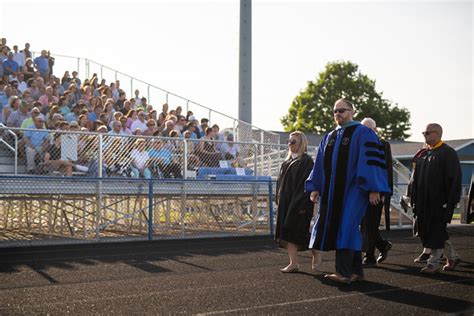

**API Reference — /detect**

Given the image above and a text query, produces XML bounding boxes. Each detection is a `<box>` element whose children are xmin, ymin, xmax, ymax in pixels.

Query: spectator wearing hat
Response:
<box><xmin>21</xmin><ymin>88</ymin><xmax>34</xmax><ymax>105</ymax></box>
<box><xmin>69</xmin><ymin>120</ymin><xmax>80</xmax><ymax>131</ymax></box>
<box><xmin>58</xmin><ymin>121</ymin><xmax>70</xmax><ymax>131</ymax></box>
<box><xmin>21</xmin><ymin>106</ymin><xmax>43</xmax><ymax>129</ymax></box>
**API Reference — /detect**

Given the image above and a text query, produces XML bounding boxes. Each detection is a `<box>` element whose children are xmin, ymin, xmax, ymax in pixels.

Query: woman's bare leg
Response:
<box><xmin>281</xmin><ymin>242</ymin><xmax>299</xmax><ymax>272</ymax></box>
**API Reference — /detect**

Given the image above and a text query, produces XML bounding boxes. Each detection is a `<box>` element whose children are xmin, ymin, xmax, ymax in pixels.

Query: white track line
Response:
<box><xmin>198</xmin><ymin>278</ymin><xmax>474</xmax><ymax>315</ymax></box>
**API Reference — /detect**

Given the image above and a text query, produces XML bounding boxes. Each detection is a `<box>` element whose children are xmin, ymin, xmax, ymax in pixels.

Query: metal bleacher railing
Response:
<box><xmin>34</xmin><ymin>52</ymin><xmax>280</xmax><ymax>145</ymax></box>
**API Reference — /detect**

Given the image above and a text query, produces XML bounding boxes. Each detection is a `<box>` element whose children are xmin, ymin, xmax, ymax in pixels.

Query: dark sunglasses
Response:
<box><xmin>287</xmin><ymin>139</ymin><xmax>297</xmax><ymax>145</ymax></box>
<box><xmin>333</xmin><ymin>108</ymin><xmax>352</xmax><ymax>114</ymax></box>
<box><xmin>422</xmin><ymin>130</ymin><xmax>437</xmax><ymax>136</ymax></box>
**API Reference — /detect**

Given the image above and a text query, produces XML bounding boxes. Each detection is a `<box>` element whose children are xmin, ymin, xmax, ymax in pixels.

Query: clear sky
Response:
<box><xmin>1</xmin><ymin>0</ymin><xmax>472</xmax><ymax>142</ymax></box>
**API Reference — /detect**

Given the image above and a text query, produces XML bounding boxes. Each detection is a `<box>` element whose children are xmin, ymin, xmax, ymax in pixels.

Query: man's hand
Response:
<box><xmin>310</xmin><ymin>191</ymin><xmax>320</xmax><ymax>203</ymax></box>
<box><xmin>369</xmin><ymin>192</ymin><xmax>381</xmax><ymax>205</ymax></box>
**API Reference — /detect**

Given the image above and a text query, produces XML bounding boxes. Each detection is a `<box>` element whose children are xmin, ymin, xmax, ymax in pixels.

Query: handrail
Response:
<box><xmin>0</xmin><ymin>123</ymin><xmax>18</xmax><ymax>175</ymax></box>
<box><xmin>33</xmin><ymin>51</ymin><xmax>280</xmax><ymax>141</ymax></box>
<box><xmin>0</xmin><ymin>126</ymin><xmax>277</xmax><ymax>147</ymax></box>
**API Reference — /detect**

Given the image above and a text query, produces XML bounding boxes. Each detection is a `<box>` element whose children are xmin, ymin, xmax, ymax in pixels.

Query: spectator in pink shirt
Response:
<box><xmin>38</xmin><ymin>86</ymin><xmax>58</xmax><ymax>107</ymax></box>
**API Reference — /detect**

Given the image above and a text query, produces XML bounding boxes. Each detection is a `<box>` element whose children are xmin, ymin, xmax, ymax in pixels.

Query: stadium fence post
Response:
<box><xmin>268</xmin><ymin>179</ymin><xmax>274</xmax><ymax>235</ymax></box>
<box><xmin>148</xmin><ymin>179</ymin><xmax>153</xmax><ymax>240</ymax></box>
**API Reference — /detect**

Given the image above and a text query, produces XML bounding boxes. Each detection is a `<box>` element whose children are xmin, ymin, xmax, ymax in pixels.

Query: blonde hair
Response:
<box><xmin>286</xmin><ymin>131</ymin><xmax>308</xmax><ymax>160</ymax></box>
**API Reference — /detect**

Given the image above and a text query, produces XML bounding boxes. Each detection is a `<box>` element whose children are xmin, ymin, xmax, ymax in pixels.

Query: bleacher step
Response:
<box><xmin>0</xmin><ymin>164</ymin><xmax>26</xmax><ymax>174</ymax></box>
<box><xmin>0</xmin><ymin>156</ymin><xmax>18</xmax><ymax>164</ymax></box>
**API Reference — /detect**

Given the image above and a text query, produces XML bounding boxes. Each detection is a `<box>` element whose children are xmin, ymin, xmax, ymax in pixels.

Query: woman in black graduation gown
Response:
<box><xmin>275</xmin><ymin>131</ymin><xmax>317</xmax><ymax>273</ymax></box>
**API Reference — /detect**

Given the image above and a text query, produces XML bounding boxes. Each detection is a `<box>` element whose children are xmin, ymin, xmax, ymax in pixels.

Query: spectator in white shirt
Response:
<box><xmin>130</xmin><ymin>138</ymin><xmax>151</xmax><ymax>178</ymax></box>
<box><xmin>12</xmin><ymin>45</ymin><xmax>25</xmax><ymax>69</ymax></box>
<box><xmin>16</xmin><ymin>73</ymin><xmax>28</xmax><ymax>93</ymax></box>
<box><xmin>130</xmin><ymin>110</ymin><xmax>148</xmax><ymax>132</ymax></box>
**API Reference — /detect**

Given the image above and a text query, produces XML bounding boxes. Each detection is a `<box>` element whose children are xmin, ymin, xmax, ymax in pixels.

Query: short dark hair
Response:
<box><xmin>336</xmin><ymin>98</ymin><xmax>354</xmax><ymax>109</ymax></box>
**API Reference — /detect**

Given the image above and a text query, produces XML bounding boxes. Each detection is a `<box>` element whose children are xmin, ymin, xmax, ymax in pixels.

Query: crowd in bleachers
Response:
<box><xmin>0</xmin><ymin>38</ymin><xmax>245</xmax><ymax>177</ymax></box>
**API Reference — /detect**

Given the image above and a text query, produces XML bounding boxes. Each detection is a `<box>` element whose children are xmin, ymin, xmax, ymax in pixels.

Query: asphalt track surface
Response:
<box><xmin>1</xmin><ymin>226</ymin><xmax>473</xmax><ymax>315</ymax></box>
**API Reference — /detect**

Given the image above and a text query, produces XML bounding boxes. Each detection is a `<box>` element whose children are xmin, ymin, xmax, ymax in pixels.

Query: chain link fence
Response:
<box><xmin>0</xmin><ymin>127</ymin><xmax>286</xmax><ymax>178</ymax></box>
<box><xmin>0</xmin><ymin>127</ymin><xmax>280</xmax><ymax>246</ymax></box>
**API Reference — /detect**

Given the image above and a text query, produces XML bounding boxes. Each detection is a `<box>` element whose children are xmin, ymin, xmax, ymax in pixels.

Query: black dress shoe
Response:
<box><xmin>362</xmin><ymin>256</ymin><xmax>377</xmax><ymax>267</ymax></box>
<box><xmin>377</xmin><ymin>242</ymin><xmax>392</xmax><ymax>263</ymax></box>
<box><xmin>325</xmin><ymin>273</ymin><xmax>351</xmax><ymax>284</ymax></box>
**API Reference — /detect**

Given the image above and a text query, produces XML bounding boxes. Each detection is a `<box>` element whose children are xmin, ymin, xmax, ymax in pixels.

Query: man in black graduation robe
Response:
<box><xmin>360</xmin><ymin>118</ymin><xmax>393</xmax><ymax>266</ymax></box>
<box><xmin>411</xmin><ymin>123</ymin><xmax>462</xmax><ymax>274</ymax></box>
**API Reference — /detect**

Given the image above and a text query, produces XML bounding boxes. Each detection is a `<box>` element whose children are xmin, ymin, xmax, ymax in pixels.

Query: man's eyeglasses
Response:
<box><xmin>333</xmin><ymin>108</ymin><xmax>352</xmax><ymax>114</ymax></box>
<box><xmin>422</xmin><ymin>130</ymin><xmax>437</xmax><ymax>136</ymax></box>
<box><xmin>287</xmin><ymin>139</ymin><xmax>297</xmax><ymax>145</ymax></box>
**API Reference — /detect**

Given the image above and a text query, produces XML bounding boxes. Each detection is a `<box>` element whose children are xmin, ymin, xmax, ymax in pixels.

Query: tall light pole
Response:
<box><xmin>239</xmin><ymin>0</ymin><xmax>252</xmax><ymax>131</ymax></box>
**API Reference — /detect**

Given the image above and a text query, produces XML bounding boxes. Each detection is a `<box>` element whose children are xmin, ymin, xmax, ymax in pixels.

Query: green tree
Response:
<box><xmin>281</xmin><ymin>61</ymin><xmax>411</xmax><ymax>140</ymax></box>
